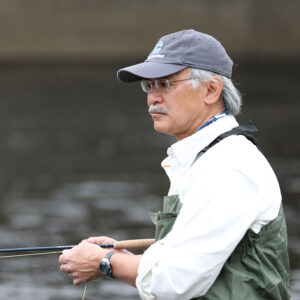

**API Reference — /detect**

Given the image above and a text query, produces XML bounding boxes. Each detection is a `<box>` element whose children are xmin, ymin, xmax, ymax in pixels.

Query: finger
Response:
<box><xmin>73</xmin><ymin>278</ymin><xmax>82</xmax><ymax>286</ymax></box>
<box><xmin>59</xmin><ymin>254</ymin><xmax>67</xmax><ymax>264</ymax></box>
<box><xmin>71</xmin><ymin>272</ymin><xmax>79</xmax><ymax>279</ymax></box>
<box><xmin>68</xmin><ymin>271</ymin><xmax>80</xmax><ymax>279</ymax></box>
<box><xmin>88</xmin><ymin>236</ymin><xmax>116</xmax><ymax>245</ymax></box>
<box><xmin>102</xmin><ymin>237</ymin><xmax>116</xmax><ymax>244</ymax></box>
<box><xmin>87</xmin><ymin>236</ymin><xmax>109</xmax><ymax>244</ymax></box>
<box><xmin>60</xmin><ymin>264</ymin><xmax>71</xmax><ymax>273</ymax></box>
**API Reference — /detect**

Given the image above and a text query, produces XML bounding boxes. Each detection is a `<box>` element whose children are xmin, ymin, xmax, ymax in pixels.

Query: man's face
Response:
<box><xmin>147</xmin><ymin>68</ymin><xmax>209</xmax><ymax>140</ymax></box>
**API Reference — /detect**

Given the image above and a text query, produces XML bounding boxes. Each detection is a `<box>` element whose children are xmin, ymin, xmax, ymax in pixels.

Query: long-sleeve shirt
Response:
<box><xmin>136</xmin><ymin>115</ymin><xmax>281</xmax><ymax>300</ymax></box>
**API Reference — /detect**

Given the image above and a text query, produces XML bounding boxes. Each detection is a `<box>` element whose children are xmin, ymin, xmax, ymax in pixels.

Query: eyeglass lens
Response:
<box><xmin>141</xmin><ymin>80</ymin><xmax>170</xmax><ymax>93</ymax></box>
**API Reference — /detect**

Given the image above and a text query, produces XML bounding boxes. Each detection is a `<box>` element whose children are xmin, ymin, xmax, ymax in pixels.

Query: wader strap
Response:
<box><xmin>192</xmin><ymin>120</ymin><xmax>258</xmax><ymax>165</ymax></box>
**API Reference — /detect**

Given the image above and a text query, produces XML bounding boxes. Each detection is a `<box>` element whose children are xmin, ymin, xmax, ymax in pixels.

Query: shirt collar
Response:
<box><xmin>162</xmin><ymin>115</ymin><xmax>239</xmax><ymax>168</ymax></box>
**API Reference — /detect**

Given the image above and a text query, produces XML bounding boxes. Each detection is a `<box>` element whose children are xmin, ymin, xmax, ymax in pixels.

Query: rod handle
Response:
<box><xmin>114</xmin><ymin>239</ymin><xmax>155</xmax><ymax>250</ymax></box>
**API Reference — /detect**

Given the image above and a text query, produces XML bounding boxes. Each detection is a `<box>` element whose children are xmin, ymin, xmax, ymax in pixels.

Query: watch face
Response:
<box><xmin>100</xmin><ymin>258</ymin><xmax>111</xmax><ymax>275</ymax></box>
<box><xmin>99</xmin><ymin>252</ymin><xmax>115</xmax><ymax>277</ymax></box>
<box><xmin>100</xmin><ymin>261</ymin><xmax>111</xmax><ymax>275</ymax></box>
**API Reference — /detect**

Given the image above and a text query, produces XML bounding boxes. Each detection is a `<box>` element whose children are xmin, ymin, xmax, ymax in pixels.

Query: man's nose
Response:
<box><xmin>147</xmin><ymin>88</ymin><xmax>163</xmax><ymax>107</ymax></box>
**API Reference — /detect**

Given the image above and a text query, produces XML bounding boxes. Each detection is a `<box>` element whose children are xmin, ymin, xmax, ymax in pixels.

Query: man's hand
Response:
<box><xmin>59</xmin><ymin>236</ymin><xmax>139</xmax><ymax>286</ymax></box>
<box><xmin>59</xmin><ymin>239</ymin><xmax>107</xmax><ymax>285</ymax></box>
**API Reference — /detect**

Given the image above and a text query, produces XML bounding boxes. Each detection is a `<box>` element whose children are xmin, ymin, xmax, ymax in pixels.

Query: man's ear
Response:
<box><xmin>204</xmin><ymin>76</ymin><xmax>223</xmax><ymax>105</ymax></box>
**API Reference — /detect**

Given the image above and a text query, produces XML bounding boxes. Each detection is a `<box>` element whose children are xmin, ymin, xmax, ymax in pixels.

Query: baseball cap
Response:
<box><xmin>117</xmin><ymin>29</ymin><xmax>233</xmax><ymax>82</ymax></box>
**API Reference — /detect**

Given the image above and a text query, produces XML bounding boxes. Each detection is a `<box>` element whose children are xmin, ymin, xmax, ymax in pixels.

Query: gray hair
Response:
<box><xmin>189</xmin><ymin>68</ymin><xmax>242</xmax><ymax>116</ymax></box>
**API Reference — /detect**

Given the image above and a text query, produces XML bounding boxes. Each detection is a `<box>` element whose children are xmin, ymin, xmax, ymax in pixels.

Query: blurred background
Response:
<box><xmin>0</xmin><ymin>1</ymin><xmax>299</xmax><ymax>299</ymax></box>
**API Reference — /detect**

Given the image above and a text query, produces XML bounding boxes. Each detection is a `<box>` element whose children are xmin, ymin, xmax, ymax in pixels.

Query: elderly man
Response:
<box><xmin>59</xmin><ymin>30</ymin><xmax>290</xmax><ymax>299</ymax></box>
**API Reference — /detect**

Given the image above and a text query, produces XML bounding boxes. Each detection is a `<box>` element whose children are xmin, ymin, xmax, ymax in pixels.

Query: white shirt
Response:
<box><xmin>136</xmin><ymin>115</ymin><xmax>281</xmax><ymax>300</ymax></box>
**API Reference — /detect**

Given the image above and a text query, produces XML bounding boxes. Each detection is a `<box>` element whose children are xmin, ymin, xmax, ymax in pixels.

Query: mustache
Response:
<box><xmin>148</xmin><ymin>105</ymin><xmax>169</xmax><ymax>115</ymax></box>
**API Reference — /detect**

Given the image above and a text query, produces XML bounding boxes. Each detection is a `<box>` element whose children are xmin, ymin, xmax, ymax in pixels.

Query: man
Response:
<box><xmin>59</xmin><ymin>29</ymin><xmax>290</xmax><ymax>299</ymax></box>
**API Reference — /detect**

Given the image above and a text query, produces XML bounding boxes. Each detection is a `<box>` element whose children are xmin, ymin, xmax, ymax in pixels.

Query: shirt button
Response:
<box><xmin>167</xmin><ymin>147</ymin><xmax>174</xmax><ymax>156</ymax></box>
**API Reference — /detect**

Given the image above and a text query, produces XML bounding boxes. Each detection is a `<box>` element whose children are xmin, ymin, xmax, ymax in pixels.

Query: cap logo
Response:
<box><xmin>148</xmin><ymin>40</ymin><xmax>164</xmax><ymax>59</ymax></box>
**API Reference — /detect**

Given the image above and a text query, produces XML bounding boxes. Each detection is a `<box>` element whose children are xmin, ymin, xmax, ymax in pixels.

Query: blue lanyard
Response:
<box><xmin>196</xmin><ymin>111</ymin><xmax>228</xmax><ymax>133</ymax></box>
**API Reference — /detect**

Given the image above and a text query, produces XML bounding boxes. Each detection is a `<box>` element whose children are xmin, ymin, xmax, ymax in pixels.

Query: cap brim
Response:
<box><xmin>117</xmin><ymin>61</ymin><xmax>187</xmax><ymax>82</ymax></box>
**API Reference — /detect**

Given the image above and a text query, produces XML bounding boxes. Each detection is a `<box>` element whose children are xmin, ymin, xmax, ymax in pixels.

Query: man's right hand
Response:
<box><xmin>87</xmin><ymin>236</ymin><xmax>134</xmax><ymax>255</ymax></box>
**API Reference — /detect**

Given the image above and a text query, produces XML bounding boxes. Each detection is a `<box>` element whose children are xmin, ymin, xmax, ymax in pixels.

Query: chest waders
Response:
<box><xmin>149</xmin><ymin>121</ymin><xmax>291</xmax><ymax>300</ymax></box>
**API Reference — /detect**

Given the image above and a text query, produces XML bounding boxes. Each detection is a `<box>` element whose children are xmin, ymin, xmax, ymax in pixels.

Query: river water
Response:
<box><xmin>0</xmin><ymin>61</ymin><xmax>299</xmax><ymax>299</ymax></box>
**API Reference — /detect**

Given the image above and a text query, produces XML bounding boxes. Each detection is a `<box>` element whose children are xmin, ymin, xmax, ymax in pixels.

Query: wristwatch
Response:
<box><xmin>99</xmin><ymin>251</ymin><xmax>116</xmax><ymax>277</ymax></box>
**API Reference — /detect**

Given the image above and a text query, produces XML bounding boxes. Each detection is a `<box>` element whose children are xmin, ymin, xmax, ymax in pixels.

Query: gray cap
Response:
<box><xmin>117</xmin><ymin>29</ymin><xmax>233</xmax><ymax>82</ymax></box>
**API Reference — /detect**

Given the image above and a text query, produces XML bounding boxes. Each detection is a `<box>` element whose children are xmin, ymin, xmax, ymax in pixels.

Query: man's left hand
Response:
<box><xmin>59</xmin><ymin>240</ymin><xmax>107</xmax><ymax>285</ymax></box>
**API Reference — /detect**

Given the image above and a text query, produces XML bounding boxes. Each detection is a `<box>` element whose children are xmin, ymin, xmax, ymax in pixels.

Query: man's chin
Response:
<box><xmin>153</xmin><ymin>123</ymin><xmax>173</xmax><ymax>136</ymax></box>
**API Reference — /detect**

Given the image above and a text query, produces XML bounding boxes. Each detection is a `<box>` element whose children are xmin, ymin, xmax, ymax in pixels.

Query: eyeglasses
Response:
<box><xmin>140</xmin><ymin>78</ymin><xmax>195</xmax><ymax>93</ymax></box>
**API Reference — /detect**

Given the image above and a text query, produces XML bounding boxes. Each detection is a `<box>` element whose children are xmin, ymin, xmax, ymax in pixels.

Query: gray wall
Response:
<box><xmin>0</xmin><ymin>0</ymin><xmax>299</xmax><ymax>62</ymax></box>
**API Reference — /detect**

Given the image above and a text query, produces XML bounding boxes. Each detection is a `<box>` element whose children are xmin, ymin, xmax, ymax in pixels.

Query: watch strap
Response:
<box><xmin>105</xmin><ymin>251</ymin><xmax>116</xmax><ymax>261</ymax></box>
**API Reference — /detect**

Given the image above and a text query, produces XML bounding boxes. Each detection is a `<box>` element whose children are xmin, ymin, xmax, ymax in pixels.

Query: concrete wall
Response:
<box><xmin>0</xmin><ymin>0</ymin><xmax>299</xmax><ymax>62</ymax></box>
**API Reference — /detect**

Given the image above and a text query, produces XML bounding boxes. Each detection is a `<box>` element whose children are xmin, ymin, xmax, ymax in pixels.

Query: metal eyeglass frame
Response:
<box><xmin>140</xmin><ymin>78</ymin><xmax>195</xmax><ymax>93</ymax></box>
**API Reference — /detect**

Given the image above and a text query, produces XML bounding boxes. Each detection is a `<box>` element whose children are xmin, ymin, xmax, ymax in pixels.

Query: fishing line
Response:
<box><xmin>0</xmin><ymin>251</ymin><xmax>88</xmax><ymax>299</ymax></box>
<box><xmin>82</xmin><ymin>284</ymin><xmax>87</xmax><ymax>300</ymax></box>
<box><xmin>0</xmin><ymin>251</ymin><xmax>62</xmax><ymax>259</ymax></box>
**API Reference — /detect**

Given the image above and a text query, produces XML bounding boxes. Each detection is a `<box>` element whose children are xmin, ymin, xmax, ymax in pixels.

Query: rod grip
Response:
<box><xmin>114</xmin><ymin>239</ymin><xmax>155</xmax><ymax>250</ymax></box>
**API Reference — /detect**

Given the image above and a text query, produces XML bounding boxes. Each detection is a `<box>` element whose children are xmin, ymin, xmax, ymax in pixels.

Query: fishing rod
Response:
<box><xmin>0</xmin><ymin>238</ymin><xmax>155</xmax><ymax>254</ymax></box>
